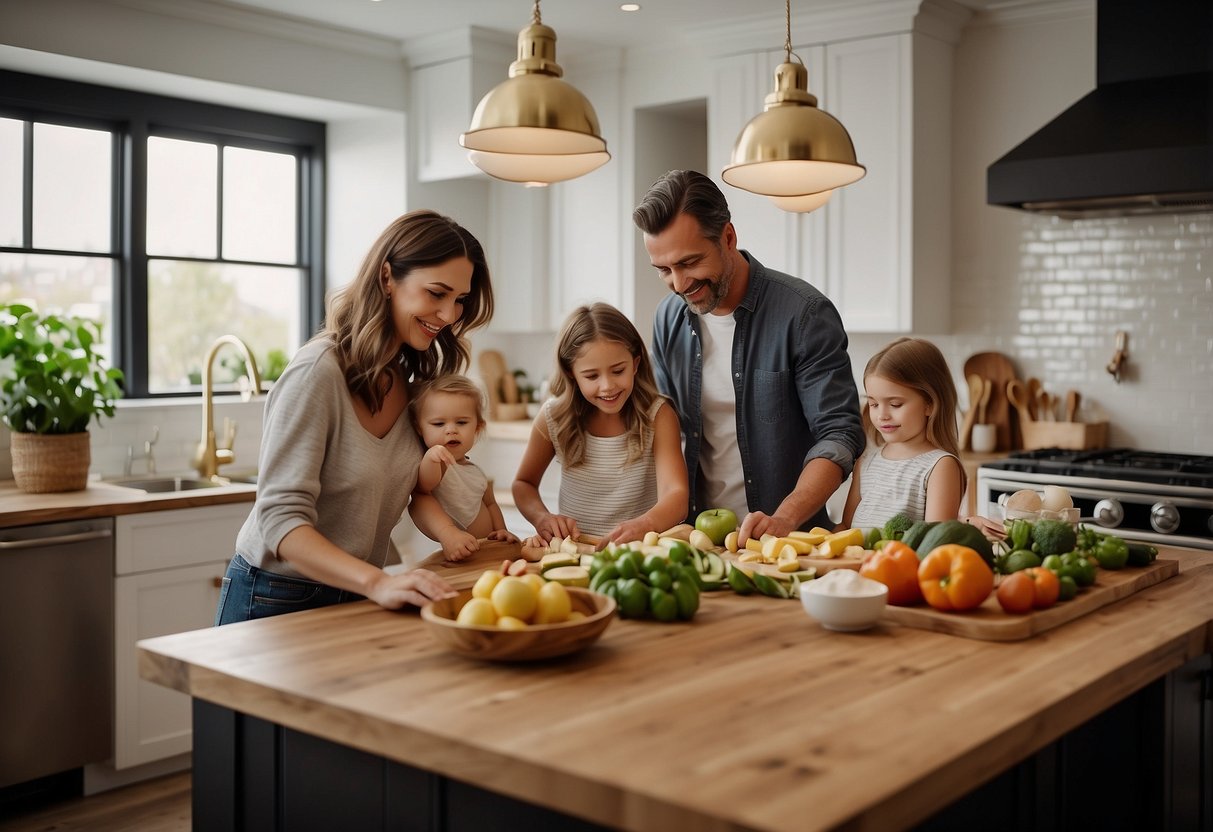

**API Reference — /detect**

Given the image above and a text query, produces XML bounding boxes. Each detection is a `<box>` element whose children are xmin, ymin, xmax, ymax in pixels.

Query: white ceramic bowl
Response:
<box><xmin>800</xmin><ymin>574</ymin><xmax>888</xmax><ymax>632</ymax></box>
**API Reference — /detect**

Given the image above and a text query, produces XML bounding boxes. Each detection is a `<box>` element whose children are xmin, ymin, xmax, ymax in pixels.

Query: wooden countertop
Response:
<box><xmin>0</xmin><ymin>478</ymin><xmax>257</xmax><ymax>528</ymax></box>
<box><xmin>139</xmin><ymin>545</ymin><xmax>1213</xmax><ymax>832</ymax></box>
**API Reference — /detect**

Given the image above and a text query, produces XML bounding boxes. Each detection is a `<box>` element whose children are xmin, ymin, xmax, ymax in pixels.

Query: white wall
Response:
<box><xmin>843</xmin><ymin>3</ymin><xmax>1211</xmax><ymax>453</ymax></box>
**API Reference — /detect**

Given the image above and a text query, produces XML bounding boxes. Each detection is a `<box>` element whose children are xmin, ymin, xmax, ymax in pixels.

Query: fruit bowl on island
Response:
<box><xmin>421</xmin><ymin>588</ymin><xmax>616</xmax><ymax>661</ymax></box>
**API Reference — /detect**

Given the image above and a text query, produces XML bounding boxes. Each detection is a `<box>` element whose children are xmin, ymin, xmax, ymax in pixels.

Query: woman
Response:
<box><xmin>215</xmin><ymin>210</ymin><xmax>494</xmax><ymax>624</ymax></box>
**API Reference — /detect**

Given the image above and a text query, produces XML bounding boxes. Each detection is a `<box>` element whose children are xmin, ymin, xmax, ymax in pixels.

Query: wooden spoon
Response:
<box><xmin>978</xmin><ymin>377</ymin><xmax>993</xmax><ymax>424</ymax></box>
<box><xmin>1037</xmin><ymin>390</ymin><xmax>1054</xmax><ymax>421</ymax></box>
<box><xmin>1026</xmin><ymin>377</ymin><xmax>1042</xmax><ymax>420</ymax></box>
<box><xmin>959</xmin><ymin>374</ymin><xmax>983</xmax><ymax>451</ymax></box>
<box><xmin>1064</xmin><ymin>390</ymin><xmax>1080</xmax><ymax>423</ymax></box>
<box><xmin>1006</xmin><ymin>379</ymin><xmax>1034</xmax><ymax>423</ymax></box>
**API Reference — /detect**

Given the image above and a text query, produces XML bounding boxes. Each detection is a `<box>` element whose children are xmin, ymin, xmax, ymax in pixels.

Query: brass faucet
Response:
<box><xmin>192</xmin><ymin>335</ymin><xmax>262</xmax><ymax>480</ymax></box>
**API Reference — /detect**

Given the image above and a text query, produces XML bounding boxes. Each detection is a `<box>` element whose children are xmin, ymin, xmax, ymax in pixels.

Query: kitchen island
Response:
<box><xmin>139</xmin><ymin>545</ymin><xmax>1213</xmax><ymax>831</ymax></box>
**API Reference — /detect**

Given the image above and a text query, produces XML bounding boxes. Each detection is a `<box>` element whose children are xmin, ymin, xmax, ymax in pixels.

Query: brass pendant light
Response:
<box><xmin>722</xmin><ymin>0</ymin><xmax>864</xmax><ymax>211</ymax></box>
<box><xmin>460</xmin><ymin>0</ymin><xmax>610</xmax><ymax>186</ymax></box>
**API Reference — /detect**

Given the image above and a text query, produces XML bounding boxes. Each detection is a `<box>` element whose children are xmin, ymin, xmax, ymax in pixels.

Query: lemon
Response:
<box><xmin>567</xmin><ymin>610</ymin><xmax>587</xmax><ymax>622</ymax></box>
<box><xmin>496</xmin><ymin>616</ymin><xmax>528</xmax><ymax>630</ymax></box>
<box><xmin>491</xmin><ymin>576</ymin><xmax>538</xmax><ymax>622</ymax></box>
<box><xmin>533</xmin><ymin>580</ymin><xmax>572</xmax><ymax>624</ymax></box>
<box><xmin>523</xmin><ymin>573</ymin><xmax>546</xmax><ymax>593</ymax></box>
<box><xmin>472</xmin><ymin>570</ymin><xmax>503</xmax><ymax>600</ymax></box>
<box><xmin>455</xmin><ymin>597</ymin><xmax>497</xmax><ymax>627</ymax></box>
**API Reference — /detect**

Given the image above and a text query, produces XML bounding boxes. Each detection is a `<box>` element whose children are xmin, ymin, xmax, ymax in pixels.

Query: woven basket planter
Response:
<box><xmin>10</xmin><ymin>431</ymin><xmax>92</xmax><ymax>493</ymax></box>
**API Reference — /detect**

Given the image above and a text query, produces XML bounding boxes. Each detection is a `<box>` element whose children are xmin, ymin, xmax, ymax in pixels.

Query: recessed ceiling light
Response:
<box><xmin>620</xmin><ymin>3</ymin><xmax>641</xmax><ymax>11</ymax></box>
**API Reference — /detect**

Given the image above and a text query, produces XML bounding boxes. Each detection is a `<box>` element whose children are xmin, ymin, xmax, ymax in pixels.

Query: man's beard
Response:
<box><xmin>682</xmin><ymin>269</ymin><xmax>732</xmax><ymax>315</ymax></box>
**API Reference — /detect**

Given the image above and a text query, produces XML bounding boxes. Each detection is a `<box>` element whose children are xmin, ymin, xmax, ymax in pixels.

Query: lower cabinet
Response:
<box><xmin>113</xmin><ymin>503</ymin><xmax>252</xmax><ymax>769</ymax></box>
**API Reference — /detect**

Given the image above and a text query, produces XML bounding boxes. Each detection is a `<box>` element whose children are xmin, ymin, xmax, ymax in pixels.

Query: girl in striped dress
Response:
<box><xmin>513</xmin><ymin>303</ymin><xmax>689</xmax><ymax>545</ymax></box>
<box><xmin>841</xmin><ymin>337</ymin><xmax>965</xmax><ymax>530</ymax></box>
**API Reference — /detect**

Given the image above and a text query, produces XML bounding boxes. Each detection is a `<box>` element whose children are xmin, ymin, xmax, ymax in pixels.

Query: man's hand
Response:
<box><xmin>738</xmin><ymin>511</ymin><xmax>797</xmax><ymax>547</ymax></box>
<box><xmin>487</xmin><ymin>528</ymin><xmax>520</xmax><ymax>544</ymax></box>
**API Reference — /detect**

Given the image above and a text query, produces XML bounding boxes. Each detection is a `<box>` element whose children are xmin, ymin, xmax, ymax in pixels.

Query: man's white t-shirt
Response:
<box><xmin>696</xmin><ymin>311</ymin><xmax>747</xmax><ymax>517</ymax></box>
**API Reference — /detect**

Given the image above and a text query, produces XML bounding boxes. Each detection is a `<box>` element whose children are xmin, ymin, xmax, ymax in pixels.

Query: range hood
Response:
<box><xmin>987</xmin><ymin>0</ymin><xmax>1213</xmax><ymax>218</ymax></box>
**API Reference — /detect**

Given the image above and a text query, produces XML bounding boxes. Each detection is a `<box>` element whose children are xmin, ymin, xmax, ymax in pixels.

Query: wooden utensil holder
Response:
<box><xmin>1020</xmin><ymin>420</ymin><xmax>1108</xmax><ymax>451</ymax></box>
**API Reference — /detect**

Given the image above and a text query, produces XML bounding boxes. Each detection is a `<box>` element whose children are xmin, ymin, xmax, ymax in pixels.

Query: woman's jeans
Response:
<box><xmin>214</xmin><ymin>554</ymin><xmax>363</xmax><ymax>625</ymax></box>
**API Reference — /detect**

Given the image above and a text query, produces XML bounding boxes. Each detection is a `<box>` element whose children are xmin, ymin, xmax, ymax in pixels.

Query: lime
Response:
<box><xmin>1057</xmin><ymin>575</ymin><xmax>1079</xmax><ymax>601</ymax></box>
<box><xmin>642</xmin><ymin>553</ymin><xmax>668</xmax><ymax>575</ymax></box>
<box><xmin>671</xmin><ymin>579</ymin><xmax>699</xmax><ymax>620</ymax></box>
<box><xmin>648</xmin><ymin>570</ymin><xmax>673</xmax><ymax>591</ymax></box>
<box><xmin>666</xmin><ymin>542</ymin><xmax>692</xmax><ymax>564</ymax></box>
<box><xmin>617</xmin><ymin>552</ymin><xmax>642</xmax><ymax>580</ymax></box>
<box><xmin>649</xmin><ymin>588</ymin><xmax>679</xmax><ymax>622</ymax></box>
<box><xmin>1003</xmin><ymin>549</ymin><xmax>1042</xmax><ymax>574</ymax></box>
<box><xmin>616</xmin><ymin>578</ymin><xmax>649</xmax><ymax>619</ymax></box>
<box><xmin>727</xmin><ymin>566</ymin><xmax>756</xmax><ymax>595</ymax></box>
<box><xmin>590</xmin><ymin>563</ymin><xmax>619</xmax><ymax>591</ymax></box>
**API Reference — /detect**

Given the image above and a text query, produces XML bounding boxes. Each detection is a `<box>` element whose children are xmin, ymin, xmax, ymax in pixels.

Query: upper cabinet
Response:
<box><xmin>705</xmin><ymin>2</ymin><xmax>964</xmax><ymax>334</ymax></box>
<box><xmin>405</xmin><ymin>28</ymin><xmax>515</xmax><ymax>183</ymax></box>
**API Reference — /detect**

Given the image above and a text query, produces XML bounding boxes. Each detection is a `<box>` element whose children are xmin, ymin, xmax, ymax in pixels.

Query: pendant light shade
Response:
<box><xmin>460</xmin><ymin>4</ymin><xmax>609</xmax><ymax>186</ymax></box>
<box><xmin>769</xmin><ymin>188</ymin><xmax>833</xmax><ymax>213</ymax></box>
<box><xmin>722</xmin><ymin>2</ymin><xmax>864</xmax><ymax>206</ymax></box>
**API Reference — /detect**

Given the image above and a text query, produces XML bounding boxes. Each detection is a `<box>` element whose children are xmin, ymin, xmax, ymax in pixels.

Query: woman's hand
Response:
<box><xmin>963</xmin><ymin>515</ymin><xmax>1005</xmax><ymax>540</ymax></box>
<box><xmin>438</xmin><ymin>526</ymin><xmax>480</xmax><ymax>561</ymax></box>
<box><xmin>366</xmin><ymin>568</ymin><xmax>457</xmax><ymax>610</ymax></box>
<box><xmin>535</xmin><ymin>512</ymin><xmax>580</xmax><ymax>543</ymax></box>
<box><xmin>487</xmin><ymin>528</ymin><xmax>520</xmax><ymax>544</ymax></box>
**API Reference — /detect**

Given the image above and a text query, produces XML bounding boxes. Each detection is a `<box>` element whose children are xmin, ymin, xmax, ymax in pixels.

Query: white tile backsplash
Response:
<box><xmin>849</xmin><ymin>212</ymin><xmax>1213</xmax><ymax>454</ymax></box>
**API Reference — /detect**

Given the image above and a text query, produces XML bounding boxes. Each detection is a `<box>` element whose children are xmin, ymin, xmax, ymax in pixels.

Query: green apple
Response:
<box><xmin>695</xmin><ymin>508</ymin><xmax>739</xmax><ymax>546</ymax></box>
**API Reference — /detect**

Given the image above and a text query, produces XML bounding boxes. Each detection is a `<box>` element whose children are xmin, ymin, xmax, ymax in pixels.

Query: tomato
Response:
<box><xmin>1022</xmin><ymin>567</ymin><xmax>1060</xmax><ymax>608</ymax></box>
<box><xmin>917</xmin><ymin>544</ymin><xmax>994</xmax><ymax>611</ymax></box>
<box><xmin>859</xmin><ymin>541</ymin><xmax>923</xmax><ymax>606</ymax></box>
<box><xmin>996</xmin><ymin>567</ymin><xmax>1060</xmax><ymax>614</ymax></box>
<box><xmin>996</xmin><ymin>571</ymin><xmax>1035</xmax><ymax>614</ymax></box>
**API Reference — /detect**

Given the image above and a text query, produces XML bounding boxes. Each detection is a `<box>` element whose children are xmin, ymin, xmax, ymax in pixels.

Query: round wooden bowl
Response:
<box><xmin>420</xmin><ymin>587</ymin><xmax>616</xmax><ymax>661</ymax></box>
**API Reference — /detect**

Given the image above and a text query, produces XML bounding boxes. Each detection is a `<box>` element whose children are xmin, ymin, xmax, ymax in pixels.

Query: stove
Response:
<box><xmin>977</xmin><ymin>449</ymin><xmax>1213</xmax><ymax>551</ymax></box>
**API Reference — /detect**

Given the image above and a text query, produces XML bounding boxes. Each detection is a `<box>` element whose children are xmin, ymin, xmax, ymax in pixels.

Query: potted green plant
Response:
<box><xmin>0</xmin><ymin>303</ymin><xmax>125</xmax><ymax>493</ymax></box>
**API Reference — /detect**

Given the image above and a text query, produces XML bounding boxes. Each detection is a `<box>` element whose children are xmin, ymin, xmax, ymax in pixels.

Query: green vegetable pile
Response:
<box><xmin>993</xmin><ymin>518</ymin><xmax>1159</xmax><ymax>604</ymax></box>
<box><xmin>588</xmin><ymin>544</ymin><xmax>702</xmax><ymax>621</ymax></box>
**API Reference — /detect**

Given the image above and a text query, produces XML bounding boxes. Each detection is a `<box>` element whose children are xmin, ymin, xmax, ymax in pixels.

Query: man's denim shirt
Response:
<box><xmin>651</xmin><ymin>252</ymin><xmax>865</xmax><ymax>531</ymax></box>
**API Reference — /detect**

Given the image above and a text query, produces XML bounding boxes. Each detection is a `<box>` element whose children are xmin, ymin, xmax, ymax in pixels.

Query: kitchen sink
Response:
<box><xmin>108</xmin><ymin>474</ymin><xmax>257</xmax><ymax>492</ymax></box>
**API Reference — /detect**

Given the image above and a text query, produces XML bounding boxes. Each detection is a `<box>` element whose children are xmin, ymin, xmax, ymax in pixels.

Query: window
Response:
<box><xmin>0</xmin><ymin>70</ymin><xmax>325</xmax><ymax>397</ymax></box>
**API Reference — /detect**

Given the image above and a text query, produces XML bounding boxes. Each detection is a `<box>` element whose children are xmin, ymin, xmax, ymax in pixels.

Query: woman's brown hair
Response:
<box><xmin>548</xmin><ymin>303</ymin><xmax>666</xmax><ymax>467</ymax></box>
<box><xmin>320</xmin><ymin>210</ymin><xmax>493</xmax><ymax>413</ymax></box>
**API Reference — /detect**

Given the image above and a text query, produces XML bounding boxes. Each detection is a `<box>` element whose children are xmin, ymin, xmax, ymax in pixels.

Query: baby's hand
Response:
<box><xmin>524</xmin><ymin>533</ymin><xmax>548</xmax><ymax>551</ymax></box>
<box><xmin>606</xmin><ymin>517</ymin><xmax>653</xmax><ymax>546</ymax></box>
<box><xmin>439</xmin><ymin>527</ymin><xmax>479</xmax><ymax>562</ymax></box>
<box><xmin>487</xmin><ymin>528</ymin><xmax>520</xmax><ymax>545</ymax></box>
<box><xmin>423</xmin><ymin>444</ymin><xmax>457</xmax><ymax>470</ymax></box>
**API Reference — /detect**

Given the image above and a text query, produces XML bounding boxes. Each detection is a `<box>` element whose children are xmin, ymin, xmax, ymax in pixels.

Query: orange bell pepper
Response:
<box><xmin>917</xmin><ymin>544</ymin><xmax>994</xmax><ymax>611</ymax></box>
<box><xmin>859</xmin><ymin>541</ymin><xmax>923</xmax><ymax>606</ymax></box>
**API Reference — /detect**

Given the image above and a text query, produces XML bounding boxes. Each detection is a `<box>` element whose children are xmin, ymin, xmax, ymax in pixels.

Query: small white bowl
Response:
<box><xmin>800</xmin><ymin>572</ymin><xmax>888</xmax><ymax>632</ymax></box>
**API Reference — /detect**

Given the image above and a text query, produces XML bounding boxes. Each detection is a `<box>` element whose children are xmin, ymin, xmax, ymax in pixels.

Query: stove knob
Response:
<box><xmin>1093</xmin><ymin>499</ymin><xmax>1124</xmax><ymax>528</ymax></box>
<box><xmin>1150</xmin><ymin>502</ymin><xmax>1180</xmax><ymax>535</ymax></box>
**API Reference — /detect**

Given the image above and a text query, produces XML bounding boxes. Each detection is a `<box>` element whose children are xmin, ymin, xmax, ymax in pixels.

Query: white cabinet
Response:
<box><xmin>406</xmin><ymin>30</ymin><xmax>515</xmax><ymax>183</ymax></box>
<box><xmin>707</xmin><ymin>30</ymin><xmax>952</xmax><ymax>334</ymax></box>
<box><xmin>484</xmin><ymin>183</ymin><xmax>551</xmax><ymax>333</ymax></box>
<box><xmin>113</xmin><ymin>503</ymin><xmax>251</xmax><ymax>769</ymax></box>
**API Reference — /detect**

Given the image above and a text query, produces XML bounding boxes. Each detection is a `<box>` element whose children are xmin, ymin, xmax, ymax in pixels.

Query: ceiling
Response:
<box><xmin>220</xmin><ymin>0</ymin><xmax>996</xmax><ymax>50</ymax></box>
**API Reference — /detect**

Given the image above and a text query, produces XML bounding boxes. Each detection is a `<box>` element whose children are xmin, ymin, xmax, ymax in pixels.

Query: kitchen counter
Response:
<box><xmin>0</xmin><ymin>479</ymin><xmax>257</xmax><ymax>529</ymax></box>
<box><xmin>140</xmin><ymin>544</ymin><xmax>1213</xmax><ymax>831</ymax></box>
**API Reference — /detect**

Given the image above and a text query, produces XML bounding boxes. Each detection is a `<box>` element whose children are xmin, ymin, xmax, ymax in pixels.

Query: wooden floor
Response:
<box><xmin>0</xmin><ymin>772</ymin><xmax>190</xmax><ymax>832</ymax></box>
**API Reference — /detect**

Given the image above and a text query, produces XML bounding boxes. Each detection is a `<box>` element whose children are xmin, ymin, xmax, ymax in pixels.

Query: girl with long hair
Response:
<box><xmin>841</xmin><ymin>337</ymin><xmax>965</xmax><ymax>529</ymax></box>
<box><xmin>513</xmin><ymin>303</ymin><xmax>688</xmax><ymax>545</ymax></box>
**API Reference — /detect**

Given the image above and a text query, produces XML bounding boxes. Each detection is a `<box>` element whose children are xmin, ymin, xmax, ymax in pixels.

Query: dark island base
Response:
<box><xmin>193</xmin><ymin>654</ymin><xmax>1211</xmax><ymax>832</ymax></box>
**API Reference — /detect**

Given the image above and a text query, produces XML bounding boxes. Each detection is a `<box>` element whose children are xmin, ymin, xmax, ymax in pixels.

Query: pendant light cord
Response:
<box><xmin>532</xmin><ymin>0</ymin><xmax>541</xmax><ymax>25</ymax></box>
<box><xmin>784</xmin><ymin>0</ymin><xmax>792</xmax><ymax>62</ymax></box>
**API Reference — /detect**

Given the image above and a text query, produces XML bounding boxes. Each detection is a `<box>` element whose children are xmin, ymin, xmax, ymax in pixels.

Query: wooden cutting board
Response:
<box><xmin>722</xmin><ymin>548</ymin><xmax>864</xmax><ymax>577</ymax></box>
<box><xmin>962</xmin><ymin>352</ymin><xmax>1019</xmax><ymax>450</ymax></box>
<box><xmin>882</xmin><ymin>558</ymin><xmax>1178</xmax><ymax>641</ymax></box>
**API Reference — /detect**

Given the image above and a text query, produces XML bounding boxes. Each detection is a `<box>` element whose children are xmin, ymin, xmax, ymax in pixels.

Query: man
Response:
<box><xmin>633</xmin><ymin>170</ymin><xmax>865</xmax><ymax>544</ymax></box>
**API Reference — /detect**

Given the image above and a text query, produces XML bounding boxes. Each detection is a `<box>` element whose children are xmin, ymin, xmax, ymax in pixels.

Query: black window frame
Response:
<box><xmin>0</xmin><ymin>69</ymin><xmax>325</xmax><ymax>398</ymax></box>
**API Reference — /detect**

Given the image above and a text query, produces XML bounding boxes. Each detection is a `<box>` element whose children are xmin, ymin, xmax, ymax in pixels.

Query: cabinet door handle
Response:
<box><xmin>0</xmin><ymin>529</ymin><xmax>114</xmax><ymax>550</ymax></box>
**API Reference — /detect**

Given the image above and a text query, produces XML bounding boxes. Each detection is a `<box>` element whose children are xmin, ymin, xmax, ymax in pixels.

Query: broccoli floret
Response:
<box><xmin>1032</xmin><ymin>520</ymin><xmax>1077</xmax><ymax>557</ymax></box>
<box><xmin>882</xmin><ymin>512</ymin><xmax>914</xmax><ymax>542</ymax></box>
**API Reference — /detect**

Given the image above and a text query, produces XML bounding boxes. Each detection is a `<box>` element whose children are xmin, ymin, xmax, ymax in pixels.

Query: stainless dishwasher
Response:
<box><xmin>0</xmin><ymin>517</ymin><xmax>114</xmax><ymax>788</ymax></box>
